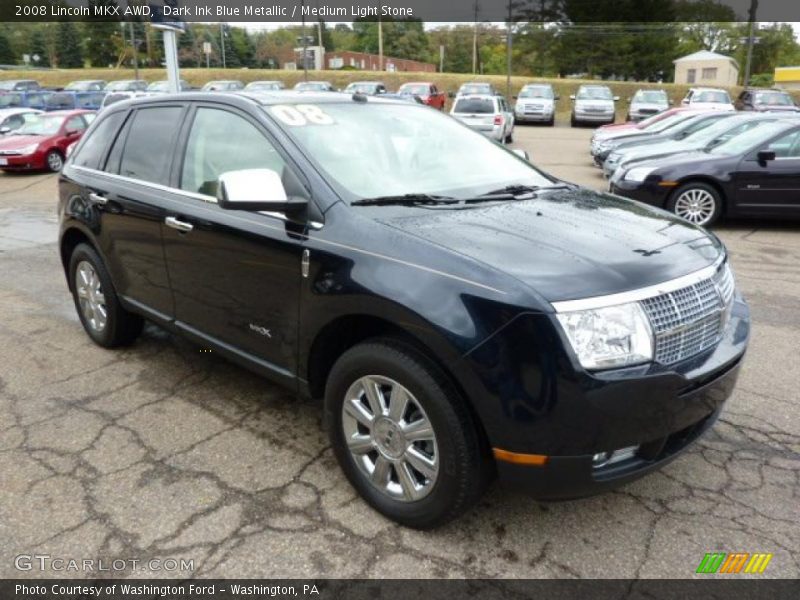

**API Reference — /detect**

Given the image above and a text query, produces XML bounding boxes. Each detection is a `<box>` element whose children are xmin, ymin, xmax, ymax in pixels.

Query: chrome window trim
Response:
<box><xmin>70</xmin><ymin>164</ymin><xmax>323</xmax><ymax>230</ymax></box>
<box><xmin>551</xmin><ymin>255</ymin><xmax>727</xmax><ymax>313</ymax></box>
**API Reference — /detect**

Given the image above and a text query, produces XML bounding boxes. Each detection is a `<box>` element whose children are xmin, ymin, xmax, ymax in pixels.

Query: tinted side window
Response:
<box><xmin>766</xmin><ymin>130</ymin><xmax>800</xmax><ymax>158</ymax></box>
<box><xmin>72</xmin><ymin>111</ymin><xmax>126</xmax><ymax>170</ymax></box>
<box><xmin>118</xmin><ymin>107</ymin><xmax>182</xmax><ymax>184</ymax></box>
<box><xmin>181</xmin><ymin>108</ymin><xmax>286</xmax><ymax>197</ymax></box>
<box><xmin>65</xmin><ymin>116</ymin><xmax>87</xmax><ymax>133</ymax></box>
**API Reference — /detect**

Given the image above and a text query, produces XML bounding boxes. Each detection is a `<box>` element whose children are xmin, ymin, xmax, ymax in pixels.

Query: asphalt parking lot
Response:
<box><xmin>1</xmin><ymin>124</ymin><xmax>798</xmax><ymax>579</ymax></box>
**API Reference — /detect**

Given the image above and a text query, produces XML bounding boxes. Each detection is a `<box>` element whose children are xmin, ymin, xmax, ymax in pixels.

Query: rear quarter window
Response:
<box><xmin>72</xmin><ymin>111</ymin><xmax>127</xmax><ymax>170</ymax></box>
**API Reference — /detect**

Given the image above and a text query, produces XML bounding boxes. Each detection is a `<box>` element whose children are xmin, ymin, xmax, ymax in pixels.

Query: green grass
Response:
<box><xmin>3</xmin><ymin>67</ymin><xmax>797</xmax><ymax>119</ymax></box>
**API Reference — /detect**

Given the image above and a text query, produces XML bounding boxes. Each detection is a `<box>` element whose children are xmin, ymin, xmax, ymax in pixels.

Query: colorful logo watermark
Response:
<box><xmin>696</xmin><ymin>552</ymin><xmax>773</xmax><ymax>574</ymax></box>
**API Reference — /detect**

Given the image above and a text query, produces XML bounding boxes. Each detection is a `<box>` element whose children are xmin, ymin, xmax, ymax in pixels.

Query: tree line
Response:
<box><xmin>1</xmin><ymin>16</ymin><xmax>798</xmax><ymax>86</ymax></box>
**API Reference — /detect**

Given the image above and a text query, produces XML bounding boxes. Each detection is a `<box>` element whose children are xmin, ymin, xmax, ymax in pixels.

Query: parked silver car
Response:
<box><xmin>514</xmin><ymin>84</ymin><xmax>558</xmax><ymax>125</ymax></box>
<box><xmin>627</xmin><ymin>89</ymin><xmax>670</xmax><ymax>122</ymax></box>
<box><xmin>450</xmin><ymin>95</ymin><xmax>514</xmax><ymax>143</ymax></box>
<box><xmin>245</xmin><ymin>81</ymin><xmax>285</xmax><ymax>92</ymax></box>
<box><xmin>571</xmin><ymin>85</ymin><xmax>618</xmax><ymax>126</ymax></box>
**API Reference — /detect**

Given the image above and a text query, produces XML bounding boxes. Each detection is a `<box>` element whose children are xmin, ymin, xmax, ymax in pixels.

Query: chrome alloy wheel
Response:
<box><xmin>674</xmin><ymin>188</ymin><xmax>716</xmax><ymax>226</ymax></box>
<box><xmin>47</xmin><ymin>151</ymin><xmax>63</xmax><ymax>172</ymax></box>
<box><xmin>75</xmin><ymin>261</ymin><xmax>107</xmax><ymax>332</ymax></box>
<box><xmin>341</xmin><ymin>375</ymin><xmax>439</xmax><ymax>502</ymax></box>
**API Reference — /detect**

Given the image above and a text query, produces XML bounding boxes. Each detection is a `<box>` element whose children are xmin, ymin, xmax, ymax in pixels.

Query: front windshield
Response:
<box><xmin>519</xmin><ymin>86</ymin><xmax>553</xmax><ymax>99</ymax></box>
<box><xmin>267</xmin><ymin>102</ymin><xmax>553</xmax><ymax>202</ymax></box>
<box><xmin>687</xmin><ymin>117</ymin><xmax>758</xmax><ymax>145</ymax></box>
<box><xmin>694</xmin><ymin>90</ymin><xmax>731</xmax><ymax>103</ymax></box>
<box><xmin>633</xmin><ymin>90</ymin><xmax>667</xmax><ymax>103</ymax></box>
<box><xmin>754</xmin><ymin>91</ymin><xmax>793</xmax><ymax>106</ymax></box>
<box><xmin>643</xmin><ymin>112</ymin><xmax>695</xmax><ymax>133</ymax></box>
<box><xmin>346</xmin><ymin>83</ymin><xmax>378</xmax><ymax>94</ymax></box>
<box><xmin>399</xmin><ymin>84</ymin><xmax>429</xmax><ymax>95</ymax></box>
<box><xmin>577</xmin><ymin>87</ymin><xmax>612</xmax><ymax>100</ymax></box>
<box><xmin>0</xmin><ymin>82</ymin><xmax>19</xmax><ymax>91</ymax></box>
<box><xmin>296</xmin><ymin>82</ymin><xmax>327</xmax><ymax>91</ymax></box>
<box><xmin>106</xmin><ymin>81</ymin><xmax>133</xmax><ymax>91</ymax></box>
<box><xmin>15</xmin><ymin>114</ymin><xmax>63</xmax><ymax>136</ymax></box>
<box><xmin>0</xmin><ymin>94</ymin><xmax>21</xmax><ymax>107</ymax></box>
<box><xmin>147</xmin><ymin>82</ymin><xmax>167</xmax><ymax>91</ymax></box>
<box><xmin>249</xmin><ymin>82</ymin><xmax>279</xmax><ymax>90</ymax></box>
<box><xmin>66</xmin><ymin>82</ymin><xmax>96</xmax><ymax>91</ymax></box>
<box><xmin>459</xmin><ymin>84</ymin><xmax>491</xmax><ymax>95</ymax></box>
<box><xmin>708</xmin><ymin>121</ymin><xmax>791</xmax><ymax>156</ymax></box>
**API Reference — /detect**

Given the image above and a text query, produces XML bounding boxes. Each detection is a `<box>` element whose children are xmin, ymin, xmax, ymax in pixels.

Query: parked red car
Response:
<box><xmin>594</xmin><ymin>106</ymin><xmax>696</xmax><ymax>136</ymax></box>
<box><xmin>0</xmin><ymin>109</ymin><xmax>95</xmax><ymax>172</ymax></box>
<box><xmin>397</xmin><ymin>82</ymin><xmax>447</xmax><ymax>110</ymax></box>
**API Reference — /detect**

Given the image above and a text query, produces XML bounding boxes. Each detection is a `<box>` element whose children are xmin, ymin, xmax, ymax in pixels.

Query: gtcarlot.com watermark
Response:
<box><xmin>14</xmin><ymin>554</ymin><xmax>194</xmax><ymax>573</ymax></box>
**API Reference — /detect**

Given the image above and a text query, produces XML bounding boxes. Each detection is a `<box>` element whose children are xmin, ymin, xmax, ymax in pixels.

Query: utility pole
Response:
<box><xmin>472</xmin><ymin>1</ymin><xmax>479</xmax><ymax>74</ymax></box>
<box><xmin>506</xmin><ymin>0</ymin><xmax>513</xmax><ymax>99</ymax></box>
<box><xmin>301</xmin><ymin>0</ymin><xmax>308</xmax><ymax>80</ymax></box>
<box><xmin>220</xmin><ymin>22</ymin><xmax>226</xmax><ymax>68</ymax></box>
<box><xmin>378</xmin><ymin>17</ymin><xmax>384</xmax><ymax>71</ymax></box>
<box><xmin>439</xmin><ymin>45</ymin><xmax>444</xmax><ymax>73</ymax></box>
<box><xmin>743</xmin><ymin>0</ymin><xmax>759</xmax><ymax>86</ymax></box>
<box><xmin>129</xmin><ymin>22</ymin><xmax>139</xmax><ymax>80</ymax></box>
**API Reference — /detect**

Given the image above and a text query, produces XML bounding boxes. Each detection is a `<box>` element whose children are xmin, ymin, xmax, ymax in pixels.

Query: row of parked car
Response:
<box><xmin>588</xmin><ymin>106</ymin><xmax>800</xmax><ymax>226</ymax></box>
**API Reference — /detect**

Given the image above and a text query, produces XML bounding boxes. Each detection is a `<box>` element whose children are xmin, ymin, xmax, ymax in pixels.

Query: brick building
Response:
<box><xmin>325</xmin><ymin>51</ymin><xmax>436</xmax><ymax>73</ymax></box>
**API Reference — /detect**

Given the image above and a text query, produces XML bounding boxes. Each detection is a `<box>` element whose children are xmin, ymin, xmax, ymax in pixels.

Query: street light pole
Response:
<box><xmin>506</xmin><ymin>1</ymin><xmax>513</xmax><ymax>99</ymax></box>
<box><xmin>301</xmin><ymin>0</ymin><xmax>308</xmax><ymax>81</ymax></box>
<box><xmin>743</xmin><ymin>0</ymin><xmax>759</xmax><ymax>86</ymax></box>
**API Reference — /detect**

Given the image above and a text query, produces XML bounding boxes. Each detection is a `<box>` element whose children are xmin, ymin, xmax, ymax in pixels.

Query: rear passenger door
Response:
<box><xmin>70</xmin><ymin>104</ymin><xmax>187</xmax><ymax>319</ymax></box>
<box><xmin>160</xmin><ymin>104</ymin><xmax>307</xmax><ymax>382</ymax></box>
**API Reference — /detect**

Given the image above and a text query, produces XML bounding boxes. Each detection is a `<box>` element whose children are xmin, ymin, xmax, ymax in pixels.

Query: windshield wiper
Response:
<box><xmin>352</xmin><ymin>193</ymin><xmax>460</xmax><ymax>207</ymax></box>
<box><xmin>476</xmin><ymin>183</ymin><xmax>574</xmax><ymax>198</ymax></box>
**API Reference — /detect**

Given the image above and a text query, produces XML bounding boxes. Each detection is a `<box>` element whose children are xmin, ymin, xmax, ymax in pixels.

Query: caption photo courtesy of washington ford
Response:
<box><xmin>0</xmin><ymin>0</ymin><xmax>798</xmax><ymax>597</ymax></box>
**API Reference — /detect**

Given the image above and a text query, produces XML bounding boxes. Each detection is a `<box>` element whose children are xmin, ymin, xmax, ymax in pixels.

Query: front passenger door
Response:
<box><xmin>735</xmin><ymin>128</ymin><xmax>800</xmax><ymax>213</ymax></box>
<box><xmin>161</xmin><ymin>105</ymin><xmax>307</xmax><ymax>382</ymax></box>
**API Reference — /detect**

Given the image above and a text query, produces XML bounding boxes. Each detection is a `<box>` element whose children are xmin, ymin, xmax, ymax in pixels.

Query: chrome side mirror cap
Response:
<box><xmin>512</xmin><ymin>148</ymin><xmax>530</xmax><ymax>161</ymax></box>
<box><xmin>217</xmin><ymin>169</ymin><xmax>307</xmax><ymax>213</ymax></box>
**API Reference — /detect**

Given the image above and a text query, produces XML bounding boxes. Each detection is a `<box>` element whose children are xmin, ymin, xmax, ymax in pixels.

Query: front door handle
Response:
<box><xmin>165</xmin><ymin>216</ymin><xmax>194</xmax><ymax>233</ymax></box>
<box><xmin>88</xmin><ymin>192</ymin><xmax>108</xmax><ymax>206</ymax></box>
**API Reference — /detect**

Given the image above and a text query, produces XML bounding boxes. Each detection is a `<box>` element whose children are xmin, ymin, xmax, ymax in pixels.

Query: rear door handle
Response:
<box><xmin>165</xmin><ymin>216</ymin><xmax>194</xmax><ymax>233</ymax></box>
<box><xmin>88</xmin><ymin>192</ymin><xmax>108</xmax><ymax>206</ymax></box>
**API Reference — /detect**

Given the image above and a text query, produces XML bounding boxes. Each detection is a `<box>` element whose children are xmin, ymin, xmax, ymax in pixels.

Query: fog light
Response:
<box><xmin>592</xmin><ymin>445</ymin><xmax>639</xmax><ymax>469</ymax></box>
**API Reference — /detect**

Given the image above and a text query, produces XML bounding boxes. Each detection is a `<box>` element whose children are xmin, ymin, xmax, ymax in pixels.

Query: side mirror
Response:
<box><xmin>0</xmin><ymin>126</ymin><xmax>10</xmax><ymax>134</ymax></box>
<box><xmin>512</xmin><ymin>95</ymin><xmax>517</xmax><ymax>100</ymax></box>
<box><xmin>448</xmin><ymin>91</ymin><xmax>455</xmax><ymax>99</ymax></box>
<box><xmin>569</xmin><ymin>94</ymin><xmax>576</xmax><ymax>100</ymax></box>
<box><xmin>554</xmin><ymin>94</ymin><xmax>560</xmax><ymax>100</ymax></box>
<box><xmin>512</xmin><ymin>148</ymin><xmax>530</xmax><ymax>161</ymax></box>
<box><xmin>757</xmin><ymin>150</ymin><xmax>776</xmax><ymax>163</ymax></box>
<box><xmin>217</xmin><ymin>169</ymin><xmax>307</xmax><ymax>213</ymax></box>
<box><xmin>669</xmin><ymin>99</ymin><xmax>674</xmax><ymax>105</ymax></box>
<box><xmin>65</xmin><ymin>129</ymin><xmax>79</xmax><ymax>136</ymax></box>
<box><xmin>613</xmin><ymin>96</ymin><xmax>620</xmax><ymax>101</ymax></box>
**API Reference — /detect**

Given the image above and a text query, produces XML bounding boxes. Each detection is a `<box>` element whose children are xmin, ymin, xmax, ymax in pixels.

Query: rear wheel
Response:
<box><xmin>667</xmin><ymin>182</ymin><xmax>723</xmax><ymax>227</ymax></box>
<box><xmin>68</xmin><ymin>243</ymin><xmax>143</xmax><ymax>347</ymax></box>
<box><xmin>505</xmin><ymin>129</ymin><xmax>514</xmax><ymax>143</ymax></box>
<box><xmin>326</xmin><ymin>340</ymin><xmax>490</xmax><ymax>529</ymax></box>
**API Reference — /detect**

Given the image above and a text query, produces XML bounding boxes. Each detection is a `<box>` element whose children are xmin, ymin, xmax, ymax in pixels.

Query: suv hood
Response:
<box><xmin>378</xmin><ymin>188</ymin><xmax>722</xmax><ymax>303</ymax></box>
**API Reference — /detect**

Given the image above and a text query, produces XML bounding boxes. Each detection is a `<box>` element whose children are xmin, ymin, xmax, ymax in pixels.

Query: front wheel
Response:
<box><xmin>667</xmin><ymin>182</ymin><xmax>723</xmax><ymax>227</ymax></box>
<box><xmin>45</xmin><ymin>149</ymin><xmax>64</xmax><ymax>172</ymax></box>
<box><xmin>326</xmin><ymin>340</ymin><xmax>490</xmax><ymax>529</ymax></box>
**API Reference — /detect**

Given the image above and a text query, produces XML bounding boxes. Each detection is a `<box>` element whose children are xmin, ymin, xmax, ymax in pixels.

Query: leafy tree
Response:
<box><xmin>56</xmin><ymin>21</ymin><xmax>84</xmax><ymax>68</ymax></box>
<box><xmin>229</xmin><ymin>27</ymin><xmax>255</xmax><ymax>68</ymax></box>
<box><xmin>218</xmin><ymin>24</ymin><xmax>240</xmax><ymax>68</ymax></box>
<box><xmin>29</xmin><ymin>29</ymin><xmax>50</xmax><ymax>67</ymax></box>
<box><xmin>85</xmin><ymin>1</ymin><xmax>122</xmax><ymax>67</ymax></box>
<box><xmin>0</xmin><ymin>30</ymin><xmax>14</xmax><ymax>64</ymax></box>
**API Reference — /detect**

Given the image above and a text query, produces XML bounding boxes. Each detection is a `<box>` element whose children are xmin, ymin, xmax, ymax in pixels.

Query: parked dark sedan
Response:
<box><xmin>59</xmin><ymin>92</ymin><xmax>748</xmax><ymax>528</ymax></box>
<box><xmin>610</xmin><ymin>119</ymin><xmax>800</xmax><ymax>226</ymax></box>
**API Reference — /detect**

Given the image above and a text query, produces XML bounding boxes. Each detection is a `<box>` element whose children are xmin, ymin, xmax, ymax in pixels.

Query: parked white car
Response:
<box><xmin>0</xmin><ymin>107</ymin><xmax>43</xmax><ymax>135</ymax></box>
<box><xmin>571</xmin><ymin>85</ymin><xmax>618</xmax><ymax>126</ymax></box>
<box><xmin>681</xmin><ymin>87</ymin><xmax>735</xmax><ymax>111</ymax></box>
<box><xmin>450</xmin><ymin>94</ymin><xmax>515</xmax><ymax>143</ymax></box>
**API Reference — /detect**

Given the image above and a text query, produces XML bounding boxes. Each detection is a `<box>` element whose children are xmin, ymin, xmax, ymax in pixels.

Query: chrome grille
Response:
<box><xmin>640</xmin><ymin>263</ymin><xmax>735</xmax><ymax>365</ymax></box>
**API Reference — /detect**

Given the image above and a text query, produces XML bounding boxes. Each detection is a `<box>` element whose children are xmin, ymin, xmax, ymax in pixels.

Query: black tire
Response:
<box><xmin>666</xmin><ymin>182</ymin><xmax>723</xmax><ymax>228</ymax></box>
<box><xmin>68</xmin><ymin>243</ymin><xmax>143</xmax><ymax>348</ymax></box>
<box><xmin>570</xmin><ymin>114</ymin><xmax>577</xmax><ymax>127</ymax></box>
<box><xmin>325</xmin><ymin>339</ymin><xmax>491</xmax><ymax>529</ymax></box>
<box><xmin>548</xmin><ymin>117</ymin><xmax>555</xmax><ymax>126</ymax></box>
<box><xmin>505</xmin><ymin>130</ymin><xmax>514</xmax><ymax>143</ymax></box>
<box><xmin>45</xmin><ymin>149</ymin><xmax>64</xmax><ymax>172</ymax></box>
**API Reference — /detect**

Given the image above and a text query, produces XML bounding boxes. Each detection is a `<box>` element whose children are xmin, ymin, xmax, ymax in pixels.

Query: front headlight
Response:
<box><xmin>623</xmin><ymin>166</ymin><xmax>656</xmax><ymax>182</ymax></box>
<box><xmin>556</xmin><ymin>302</ymin><xmax>653</xmax><ymax>370</ymax></box>
<box><xmin>20</xmin><ymin>143</ymin><xmax>39</xmax><ymax>155</ymax></box>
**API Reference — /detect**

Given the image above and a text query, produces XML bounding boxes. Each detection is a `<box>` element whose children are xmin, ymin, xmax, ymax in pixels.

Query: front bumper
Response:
<box><xmin>608</xmin><ymin>178</ymin><xmax>672</xmax><ymax>207</ymax></box>
<box><xmin>0</xmin><ymin>153</ymin><xmax>43</xmax><ymax>170</ymax></box>
<box><xmin>574</xmin><ymin>111</ymin><xmax>615</xmax><ymax>124</ymax></box>
<box><xmin>456</xmin><ymin>295</ymin><xmax>750</xmax><ymax>500</ymax></box>
<box><xmin>516</xmin><ymin>110</ymin><xmax>553</xmax><ymax>123</ymax></box>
